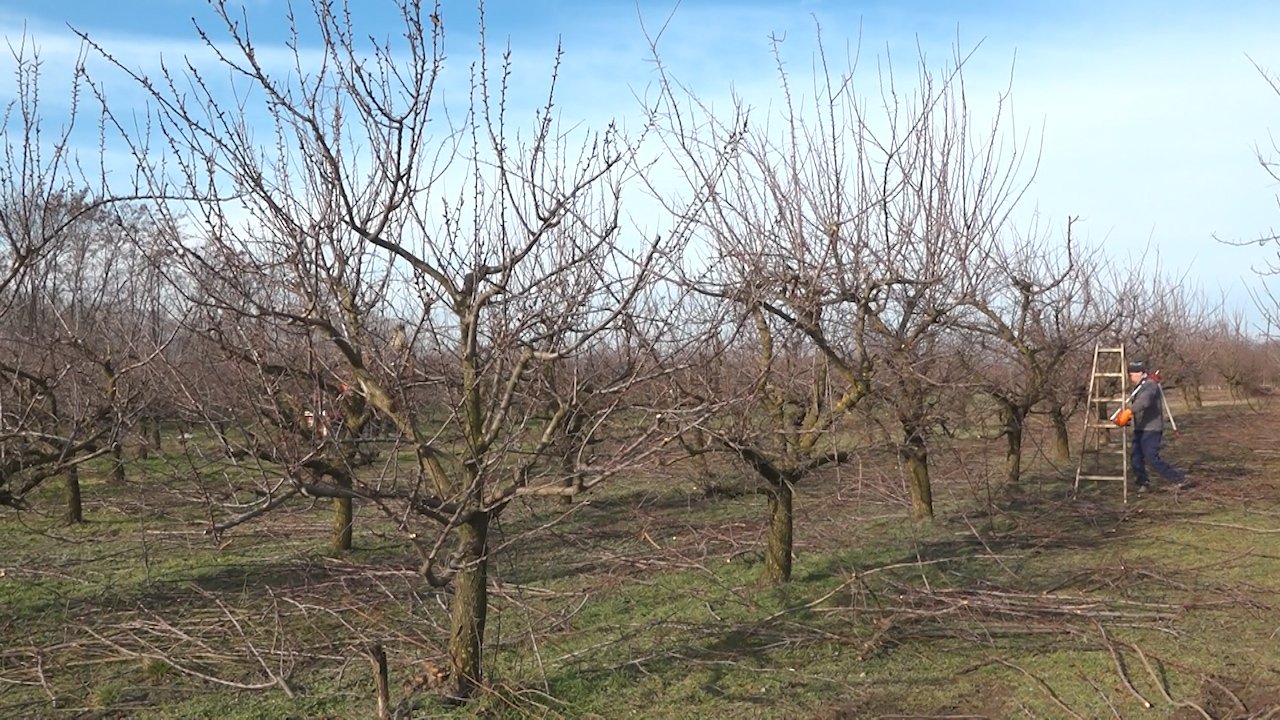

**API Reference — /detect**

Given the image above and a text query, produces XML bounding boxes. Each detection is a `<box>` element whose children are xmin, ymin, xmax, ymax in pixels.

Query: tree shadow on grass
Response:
<box><xmin>181</xmin><ymin>558</ymin><xmax>349</xmax><ymax>594</ymax></box>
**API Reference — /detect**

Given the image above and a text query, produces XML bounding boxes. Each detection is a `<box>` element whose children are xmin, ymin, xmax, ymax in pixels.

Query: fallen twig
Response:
<box><xmin>1127</xmin><ymin>639</ymin><xmax>1213</xmax><ymax>720</ymax></box>
<box><xmin>1095</xmin><ymin>622</ymin><xmax>1151</xmax><ymax>710</ymax></box>
<box><xmin>1180</xmin><ymin>519</ymin><xmax>1280</xmax><ymax>534</ymax></box>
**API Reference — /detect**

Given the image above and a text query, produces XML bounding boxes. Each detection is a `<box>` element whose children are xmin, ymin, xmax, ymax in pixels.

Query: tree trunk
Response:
<box><xmin>65</xmin><ymin>464</ymin><xmax>83</xmax><ymax>524</ymax></box>
<box><xmin>447</xmin><ymin>511</ymin><xmax>491</xmax><ymax>698</ymax></box>
<box><xmin>762</xmin><ymin>480</ymin><xmax>794</xmax><ymax>584</ymax></box>
<box><xmin>138</xmin><ymin>419</ymin><xmax>157</xmax><ymax>460</ymax></box>
<box><xmin>560</xmin><ymin>407</ymin><xmax>588</xmax><ymax>506</ymax></box>
<box><xmin>901</xmin><ymin>430</ymin><xmax>933</xmax><ymax>521</ymax></box>
<box><xmin>1048</xmin><ymin>407</ymin><xmax>1071</xmax><ymax>463</ymax></box>
<box><xmin>111</xmin><ymin>441</ymin><xmax>126</xmax><ymax>485</ymax></box>
<box><xmin>334</xmin><ymin>474</ymin><xmax>353</xmax><ymax>552</ymax></box>
<box><xmin>560</xmin><ymin>448</ymin><xmax>578</xmax><ymax>506</ymax></box>
<box><xmin>1182</xmin><ymin>384</ymin><xmax>1203</xmax><ymax>409</ymax></box>
<box><xmin>1002</xmin><ymin>405</ymin><xmax>1025</xmax><ymax>485</ymax></box>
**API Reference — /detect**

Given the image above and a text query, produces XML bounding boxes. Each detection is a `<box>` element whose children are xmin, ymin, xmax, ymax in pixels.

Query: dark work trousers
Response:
<box><xmin>1131</xmin><ymin>430</ymin><xmax>1184</xmax><ymax>486</ymax></box>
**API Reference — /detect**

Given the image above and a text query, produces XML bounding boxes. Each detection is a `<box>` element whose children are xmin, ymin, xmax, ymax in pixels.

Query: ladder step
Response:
<box><xmin>1089</xmin><ymin>396</ymin><xmax>1129</xmax><ymax>403</ymax></box>
<box><xmin>1077</xmin><ymin>474</ymin><xmax>1126</xmax><ymax>481</ymax></box>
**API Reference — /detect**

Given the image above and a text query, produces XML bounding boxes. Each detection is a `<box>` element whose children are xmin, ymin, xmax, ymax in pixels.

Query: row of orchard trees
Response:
<box><xmin>3</xmin><ymin>1</ymin><xmax>1276</xmax><ymax>701</ymax></box>
<box><xmin>0</xmin><ymin>33</ymin><xmax>185</xmax><ymax>519</ymax></box>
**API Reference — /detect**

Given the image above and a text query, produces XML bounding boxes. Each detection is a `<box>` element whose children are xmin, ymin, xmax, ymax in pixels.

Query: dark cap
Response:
<box><xmin>1127</xmin><ymin>360</ymin><xmax>1146</xmax><ymax>373</ymax></box>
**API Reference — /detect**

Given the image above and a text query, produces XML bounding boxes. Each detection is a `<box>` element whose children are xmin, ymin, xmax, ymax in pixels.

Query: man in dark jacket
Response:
<box><xmin>1127</xmin><ymin>360</ymin><xmax>1187</xmax><ymax>493</ymax></box>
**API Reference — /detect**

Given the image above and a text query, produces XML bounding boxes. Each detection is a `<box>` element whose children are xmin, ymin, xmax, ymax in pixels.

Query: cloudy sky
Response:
<box><xmin>4</xmin><ymin>0</ymin><xmax>1280</xmax><ymax>326</ymax></box>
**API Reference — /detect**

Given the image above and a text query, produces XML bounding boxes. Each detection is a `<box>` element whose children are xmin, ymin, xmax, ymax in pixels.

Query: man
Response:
<box><xmin>1126</xmin><ymin>360</ymin><xmax>1188</xmax><ymax>493</ymax></box>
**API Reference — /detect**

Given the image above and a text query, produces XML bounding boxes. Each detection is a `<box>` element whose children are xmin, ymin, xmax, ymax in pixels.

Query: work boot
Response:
<box><xmin>1134</xmin><ymin>484</ymin><xmax>1148</xmax><ymax>494</ymax></box>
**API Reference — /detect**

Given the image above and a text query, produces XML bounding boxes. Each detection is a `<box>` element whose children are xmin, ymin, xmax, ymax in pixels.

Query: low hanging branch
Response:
<box><xmin>207</xmin><ymin>486</ymin><xmax>302</xmax><ymax>534</ymax></box>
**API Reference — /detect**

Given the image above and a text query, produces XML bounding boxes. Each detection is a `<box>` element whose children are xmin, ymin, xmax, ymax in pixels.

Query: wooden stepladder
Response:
<box><xmin>1074</xmin><ymin>344</ymin><xmax>1133</xmax><ymax>502</ymax></box>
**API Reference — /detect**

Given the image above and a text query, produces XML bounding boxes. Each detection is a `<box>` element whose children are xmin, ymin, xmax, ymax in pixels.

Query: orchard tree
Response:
<box><xmin>960</xmin><ymin>219</ymin><xmax>1114</xmax><ymax>481</ymax></box>
<box><xmin>1031</xmin><ymin>265</ymin><xmax>1117</xmax><ymax>464</ymax></box>
<box><xmin>1127</xmin><ymin>269</ymin><xmax>1211</xmax><ymax>388</ymax></box>
<box><xmin>859</xmin><ymin>48</ymin><xmax>1035</xmax><ymax>520</ymax></box>
<box><xmin>0</xmin><ymin>191</ymin><xmax>128</xmax><ymax>520</ymax></box>
<box><xmin>650</xmin><ymin>29</ymin><xmax>1033</xmax><ymax>585</ymax></box>
<box><xmin>86</xmin><ymin>0</ymin><xmax>696</xmax><ymax>697</ymax></box>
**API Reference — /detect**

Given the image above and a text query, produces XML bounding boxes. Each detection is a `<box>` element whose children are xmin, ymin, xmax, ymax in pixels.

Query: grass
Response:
<box><xmin>1</xmin><ymin>395</ymin><xmax>1278</xmax><ymax>718</ymax></box>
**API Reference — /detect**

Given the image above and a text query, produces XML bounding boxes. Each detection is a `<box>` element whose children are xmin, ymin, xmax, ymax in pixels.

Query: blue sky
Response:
<box><xmin>4</xmin><ymin>0</ymin><xmax>1280</xmax><ymax>325</ymax></box>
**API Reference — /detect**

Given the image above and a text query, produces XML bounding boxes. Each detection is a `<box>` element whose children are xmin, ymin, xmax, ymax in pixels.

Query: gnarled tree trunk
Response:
<box><xmin>1001</xmin><ymin>403</ymin><xmax>1026</xmax><ymax>484</ymax></box>
<box><xmin>111</xmin><ymin>441</ymin><xmax>126</xmax><ymax>484</ymax></box>
<box><xmin>763</xmin><ymin>479</ymin><xmax>794</xmax><ymax>584</ymax></box>
<box><xmin>901</xmin><ymin>428</ymin><xmax>933</xmax><ymax>521</ymax></box>
<box><xmin>447</xmin><ymin>510</ymin><xmax>491</xmax><ymax>698</ymax></box>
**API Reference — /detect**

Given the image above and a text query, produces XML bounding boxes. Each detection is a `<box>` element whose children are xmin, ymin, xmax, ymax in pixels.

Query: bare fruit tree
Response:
<box><xmin>1204</xmin><ymin>309</ymin><xmax>1273</xmax><ymax>406</ymax></box>
<box><xmin>959</xmin><ymin>218</ymin><xmax>1114</xmax><ymax>481</ymax></box>
<box><xmin>646</xmin><ymin>32</ymin><xmax>884</xmax><ymax>584</ymax></box>
<box><xmin>649</xmin><ymin>28</ymin><xmax>1032</xmax><ymax>583</ymax></box>
<box><xmin>856</xmin><ymin>46</ymin><xmax>1035</xmax><ymax>521</ymax></box>
<box><xmin>83</xmin><ymin>0</ymin><xmax>695</xmax><ymax>698</ymax></box>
